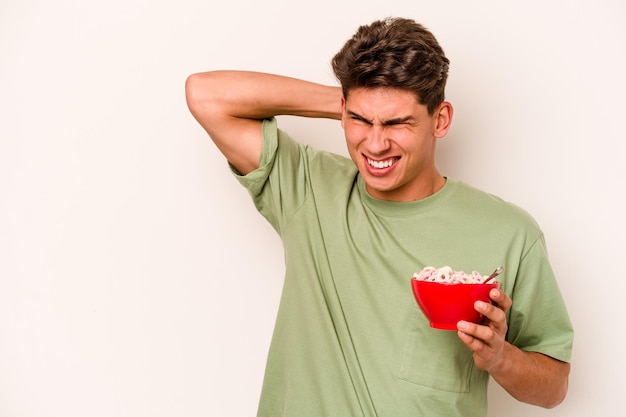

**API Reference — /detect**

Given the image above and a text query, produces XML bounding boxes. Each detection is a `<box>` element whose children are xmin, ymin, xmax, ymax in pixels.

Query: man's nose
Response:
<box><xmin>366</xmin><ymin>125</ymin><xmax>390</xmax><ymax>154</ymax></box>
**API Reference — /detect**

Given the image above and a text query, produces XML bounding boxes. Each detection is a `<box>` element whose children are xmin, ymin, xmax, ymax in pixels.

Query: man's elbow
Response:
<box><xmin>541</xmin><ymin>364</ymin><xmax>570</xmax><ymax>409</ymax></box>
<box><xmin>185</xmin><ymin>73</ymin><xmax>207</xmax><ymax>115</ymax></box>
<box><xmin>547</xmin><ymin>378</ymin><xmax>569</xmax><ymax>409</ymax></box>
<box><xmin>185</xmin><ymin>72</ymin><xmax>226</xmax><ymax>131</ymax></box>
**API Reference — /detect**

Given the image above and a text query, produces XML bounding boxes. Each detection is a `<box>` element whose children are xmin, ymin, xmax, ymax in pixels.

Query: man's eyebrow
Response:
<box><xmin>346</xmin><ymin>111</ymin><xmax>415</xmax><ymax>125</ymax></box>
<box><xmin>381</xmin><ymin>115</ymin><xmax>415</xmax><ymax>126</ymax></box>
<box><xmin>346</xmin><ymin>110</ymin><xmax>372</xmax><ymax>123</ymax></box>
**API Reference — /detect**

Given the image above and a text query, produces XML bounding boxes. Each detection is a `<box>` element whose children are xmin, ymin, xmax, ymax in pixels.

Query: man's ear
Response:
<box><xmin>434</xmin><ymin>101</ymin><xmax>453</xmax><ymax>138</ymax></box>
<box><xmin>340</xmin><ymin>96</ymin><xmax>347</xmax><ymax>129</ymax></box>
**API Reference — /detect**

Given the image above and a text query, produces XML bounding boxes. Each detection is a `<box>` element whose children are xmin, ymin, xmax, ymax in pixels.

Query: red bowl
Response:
<box><xmin>411</xmin><ymin>279</ymin><xmax>499</xmax><ymax>330</ymax></box>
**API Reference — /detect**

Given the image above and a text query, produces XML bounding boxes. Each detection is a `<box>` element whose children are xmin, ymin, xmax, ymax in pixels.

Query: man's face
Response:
<box><xmin>341</xmin><ymin>87</ymin><xmax>451</xmax><ymax>202</ymax></box>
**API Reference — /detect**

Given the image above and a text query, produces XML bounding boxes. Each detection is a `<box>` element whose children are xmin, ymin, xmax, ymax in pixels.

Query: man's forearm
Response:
<box><xmin>187</xmin><ymin>70</ymin><xmax>343</xmax><ymax>121</ymax></box>
<box><xmin>490</xmin><ymin>343</ymin><xmax>570</xmax><ymax>408</ymax></box>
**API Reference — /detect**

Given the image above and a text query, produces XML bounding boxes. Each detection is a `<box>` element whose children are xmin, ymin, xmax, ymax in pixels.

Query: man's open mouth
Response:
<box><xmin>366</xmin><ymin>157</ymin><xmax>399</xmax><ymax>169</ymax></box>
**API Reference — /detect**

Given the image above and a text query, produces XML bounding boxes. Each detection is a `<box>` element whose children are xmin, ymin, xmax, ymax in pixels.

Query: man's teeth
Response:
<box><xmin>367</xmin><ymin>157</ymin><xmax>396</xmax><ymax>168</ymax></box>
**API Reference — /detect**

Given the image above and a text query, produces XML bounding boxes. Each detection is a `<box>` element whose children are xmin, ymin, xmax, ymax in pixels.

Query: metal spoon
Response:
<box><xmin>482</xmin><ymin>266</ymin><xmax>504</xmax><ymax>284</ymax></box>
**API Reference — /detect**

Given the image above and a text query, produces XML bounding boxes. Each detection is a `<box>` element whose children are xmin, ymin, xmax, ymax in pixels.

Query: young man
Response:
<box><xmin>186</xmin><ymin>17</ymin><xmax>573</xmax><ymax>417</ymax></box>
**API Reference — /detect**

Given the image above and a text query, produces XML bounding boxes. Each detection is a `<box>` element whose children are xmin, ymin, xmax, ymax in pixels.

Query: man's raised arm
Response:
<box><xmin>185</xmin><ymin>70</ymin><xmax>342</xmax><ymax>175</ymax></box>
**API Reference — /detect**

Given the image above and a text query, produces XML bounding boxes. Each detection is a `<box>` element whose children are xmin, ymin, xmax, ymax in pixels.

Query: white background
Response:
<box><xmin>1</xmin><ymin>0</ymin><xmax>624</xmax><ymax>416</ymax></box>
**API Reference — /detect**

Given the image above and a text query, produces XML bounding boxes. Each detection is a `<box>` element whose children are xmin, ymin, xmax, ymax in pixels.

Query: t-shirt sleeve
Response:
<box><xmin>230</xmin><ymin>117</ymin><xmax>310</xmax><ymax>235</ymax></box>
<box><xmin>506</xmin><ymin>234</ymin><xmax>574</xmax><ymax>363</ymax></box>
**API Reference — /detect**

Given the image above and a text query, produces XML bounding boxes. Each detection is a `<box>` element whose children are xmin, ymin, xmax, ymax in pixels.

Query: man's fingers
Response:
<box><xmin>490</xmin><ymin>288</ymin><xmax>512</xmax><ymax>311</ymax></box>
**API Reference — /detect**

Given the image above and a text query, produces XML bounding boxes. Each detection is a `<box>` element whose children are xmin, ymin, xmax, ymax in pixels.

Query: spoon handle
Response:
<box><xmin>483</xmin><ymin>266</ymin><xmax>504</xmax><ymax>284</ymax></box>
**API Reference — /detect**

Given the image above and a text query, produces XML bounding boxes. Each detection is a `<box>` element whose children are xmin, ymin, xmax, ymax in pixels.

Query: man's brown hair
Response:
<box><xmin>331</xmin><ymin>17</ymin><xmax>449</xmax><ymax>114</ymax></box>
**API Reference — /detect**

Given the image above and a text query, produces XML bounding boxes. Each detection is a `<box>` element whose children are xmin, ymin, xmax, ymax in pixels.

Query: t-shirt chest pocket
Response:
<box><xmin>398</xmin><ymin>306</ymin><xmax>481</xmax><ymax>393</ymax></box>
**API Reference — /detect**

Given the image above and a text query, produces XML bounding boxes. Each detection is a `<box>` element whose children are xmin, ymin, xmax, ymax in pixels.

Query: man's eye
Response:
<box><xmin>387</xmin><ymin>122</ymin><xmax>411</xmax><ymax>128</ymax></box>
<box><xmin>352</xmin><ymin>117</ymin><xmax>370</xmax><ymax>124</ymax></box>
